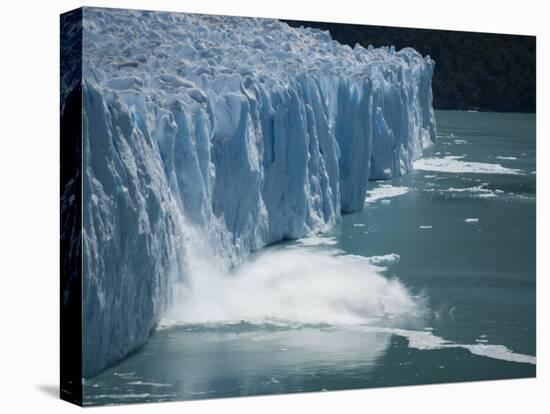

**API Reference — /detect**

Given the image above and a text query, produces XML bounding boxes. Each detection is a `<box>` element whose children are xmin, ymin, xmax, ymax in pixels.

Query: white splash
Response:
<box><xmin>164</xmin><ymin>246</ymin><xmax>422</xmax><ymax>326</ymax></box>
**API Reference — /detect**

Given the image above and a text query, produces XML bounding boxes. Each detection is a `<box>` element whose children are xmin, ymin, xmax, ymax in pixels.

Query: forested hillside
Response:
<box><xmin>285</xmin><ymin>20</ymin><xmax>536</xmax><ymax>113</ymax></box>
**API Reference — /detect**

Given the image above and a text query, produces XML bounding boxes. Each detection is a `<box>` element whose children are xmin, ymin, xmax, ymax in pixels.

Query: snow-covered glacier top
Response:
<box><xmin>61</xmin><ymin>7</ymin><xmax>436</xmax><ymax>377</ymax></box>
<box><xmin>82</xmin><ymin>9</ymin><xmax>431</xmax><ymax>100</ymax></box>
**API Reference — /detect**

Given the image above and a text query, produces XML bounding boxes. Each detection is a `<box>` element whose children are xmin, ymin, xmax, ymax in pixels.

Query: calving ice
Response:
<box><xmin>61</xmin><ymin>8</ymin><xmax>437</xmax><ymax>379</ymax></box>
<box><xmin>61</xmin><ymin>6</ymin><xmax>537</xmax><ymax>407</ymax></box>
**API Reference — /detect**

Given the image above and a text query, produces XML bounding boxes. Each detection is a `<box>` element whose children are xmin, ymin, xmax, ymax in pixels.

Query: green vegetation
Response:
<box><xmin>284</xmin><ymin>20</ymin><xmax>535</xmax><ymax>113</ymax></box>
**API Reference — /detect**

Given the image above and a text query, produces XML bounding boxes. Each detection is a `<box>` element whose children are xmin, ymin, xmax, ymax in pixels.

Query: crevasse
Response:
<box><xmin>68</xmin><ymin>8</ymin><xmax>436</xmax><ymax>377</ymax></box>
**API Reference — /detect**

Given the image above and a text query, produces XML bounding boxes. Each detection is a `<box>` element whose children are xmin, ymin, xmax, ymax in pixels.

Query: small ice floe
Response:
<box><xmin>438</xmin><ymin>183</ymin><xmax>497</xmax><ymax>198</ymax></box>
<box><xmin>353</xmin><ymin>223</ymin><xmax>366</xmax><ymax>227</ymax></box>
<box><xmin>127</xmin><ymin>381</ymin><xmax>172</xmax><ymax>387</ymax></box>
<box><xmin>365</xmin><ymin>184</ymin><xmax>410</xmax><ymax>204</ymax></box>
<box><xmin>349</xmin><ymin>326</ymin><xmax>536</xmax><ymax>365</ymax></box>
<box><xmin>464</xmin><ymin>218</ymin><xmax>479</xmax><ymax>223</ymax></box>
<box><xmin>419</xmin><ymin>225</ymin><xmax>433</xmax><ymax>229</ymax></box>
<box><xmin>113</xmin><ymin>372</ymin><xmax>137</xmax><ymax>379</ymax></box>
<box><xmin>496</xmin><ymin>156</ymin><xmax>517</xmax><ymax>160</ymax></box>
<box><xmin>453</xmin><ymin>139</ymin><xmax>468</xmax><ymax>144</ymax></box>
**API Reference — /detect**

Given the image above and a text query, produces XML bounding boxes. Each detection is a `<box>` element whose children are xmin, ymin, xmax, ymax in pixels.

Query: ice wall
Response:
<box><xmin>73</xmin><ymin>8</ymin><xmax>436</xmax><ymax>377</ymax></box>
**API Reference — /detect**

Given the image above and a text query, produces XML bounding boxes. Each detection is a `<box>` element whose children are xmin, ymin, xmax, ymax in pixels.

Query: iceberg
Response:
<box><xmin>60</xmin><ymin>7</ymin><xmax>436</xmax><ymax>378</ymax></box>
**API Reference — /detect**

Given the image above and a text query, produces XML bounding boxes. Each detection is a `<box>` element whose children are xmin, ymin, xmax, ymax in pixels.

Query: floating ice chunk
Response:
<box><xmin>353</xmin><ymin>223</ymin><xmax>366</xmax><ymax>227</ymax></box>
<box><xmin>496</xmin><ymin>156</ymin><xmax>517</xmax><ymax>160</ymax></box>
<box><xmin>414</xmin><ymin>156</ymin><xmax>522</xmax><ymax>175</ymax></box>
<box><xmin>367</xmin><ymin>253</ymin><xmax>400</xmax><ymax>266</ymax></box>
<box><xmin>419</xmin><ymin>225</ymin><xmax>433</xmax><ymax>229</ymax></box>
<box><xmin>365</xmin><ymin>184</ymin><xmax>410</xmax><ymax>203</ymax></box>
<box><xmin>465</xmin><ymin>218</ymin><xmax>479</xmax><ymax>223</ymax></box>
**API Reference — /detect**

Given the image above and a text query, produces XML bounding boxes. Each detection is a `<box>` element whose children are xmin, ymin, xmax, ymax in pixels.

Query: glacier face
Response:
<box><xmin>74</xmin><ymin>7</ymin><xmax>436</xmax><ymax>377</ymax></box>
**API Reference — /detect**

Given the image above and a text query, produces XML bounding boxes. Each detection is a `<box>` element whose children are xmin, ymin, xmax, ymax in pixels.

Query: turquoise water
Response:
<box><xmin>83</xmin><ymin>111</ymin><xmax>536</xmax><ymax>405</ymax></box>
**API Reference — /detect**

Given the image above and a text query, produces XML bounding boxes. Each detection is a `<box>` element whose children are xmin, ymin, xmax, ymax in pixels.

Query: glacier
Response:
<box><xmin>61</xmin><ymin>7</ymin><xmax>436</xmax><ymax>378</ymax></box>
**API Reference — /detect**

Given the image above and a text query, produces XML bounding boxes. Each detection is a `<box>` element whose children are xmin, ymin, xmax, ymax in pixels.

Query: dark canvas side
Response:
<box><xmin>60</xmin><ymin>7</ymin><xmax>83</xmax><ymax>407</ymax></box>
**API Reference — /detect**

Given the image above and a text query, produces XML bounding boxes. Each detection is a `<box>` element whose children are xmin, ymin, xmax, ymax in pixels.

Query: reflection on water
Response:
<box><xmin>84</xmin><ymin>325</ymin><xmax>393</xmax><ymax>405</ymax></box>
<box><xmin>84</xmin><ymin>323</ymin><xmax>534</xmax><ymax>406</ymax></box>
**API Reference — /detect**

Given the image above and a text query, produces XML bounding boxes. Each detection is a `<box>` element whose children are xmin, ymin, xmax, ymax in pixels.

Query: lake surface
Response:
<box><xmin>83</xmin><ymin>110</ymin><xmax>536</xmax><ymax>406</ymax></box>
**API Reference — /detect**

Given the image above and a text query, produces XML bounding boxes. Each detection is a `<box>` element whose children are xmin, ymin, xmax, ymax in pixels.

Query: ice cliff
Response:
<box><xmin>62</xmin><ymin>7</ymin><xmax>436</xmax><ymax>377</ymax></box>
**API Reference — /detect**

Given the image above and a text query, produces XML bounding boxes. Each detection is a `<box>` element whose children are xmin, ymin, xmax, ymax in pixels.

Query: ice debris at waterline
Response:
<box><xmin>61</xmin><ymin>8</ymin><xmax>436</xmax><ymax>377</ymax></box>
<box><xmin>365</xmin><ymin>184</ymin><xmax>410</xmax><ymax>204</ymax></box>
<box><xmin>413</xmin><ymin>156</ymin><xmax>522</xmax><ymax>175</ymax></box>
